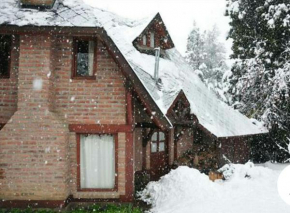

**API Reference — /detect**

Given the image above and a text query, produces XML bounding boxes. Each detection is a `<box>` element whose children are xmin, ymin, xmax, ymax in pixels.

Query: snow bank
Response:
<box><xmin>140</xmin><ymin>164</ymin><xmax>290</xmax><ymax>213</ymax></box>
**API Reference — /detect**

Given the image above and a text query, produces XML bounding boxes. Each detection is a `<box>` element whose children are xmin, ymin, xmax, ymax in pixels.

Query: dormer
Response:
<box><xmin>166</xmin><ymin>90</ymin><xmax>198</xmax><ymax>126</ymax></box>
<box><xmin>133</xmin><ymin>13</ymin><xmax>175</xmax><ymax>58</ymax></box>
<box><xmin>20</xmin><ymin>0</ymin><xmax>56</xmax><ymax>10</ymax></box>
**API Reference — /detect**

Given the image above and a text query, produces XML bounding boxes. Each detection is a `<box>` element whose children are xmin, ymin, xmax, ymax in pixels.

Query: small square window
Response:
<box><xmin>73</xmin><ymin>38</ymin><xmax>96</xmax><ymax>79</ymax></box>
<box><xmin>0</xmin><ymin>35</ymin><xmax>12</xmax><ymax>78</ymax></box>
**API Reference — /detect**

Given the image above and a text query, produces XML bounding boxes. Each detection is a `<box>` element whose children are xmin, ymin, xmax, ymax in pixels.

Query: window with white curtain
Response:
<box><xmin>80</xmin><ymin>134</ymin><xmax>115</xmax><ymax>189</ymax></box>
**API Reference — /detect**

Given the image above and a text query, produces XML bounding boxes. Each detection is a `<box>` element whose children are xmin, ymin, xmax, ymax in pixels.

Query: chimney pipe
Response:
<box><xmin>154</xmin><ymin>47</ymin><xmax>160</xmax><ymax>83</ymax></box>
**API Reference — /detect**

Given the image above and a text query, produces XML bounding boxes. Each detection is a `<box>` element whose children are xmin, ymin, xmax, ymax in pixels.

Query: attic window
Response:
<box><xmin>72</xmin><ymin>38</ymin><xmax>97</xmax><ymax>79</ymax></box>
<box><xmin>150</xmin><ymin>32</ymin><xmax>155</xmax><ymax>48</ymax></box>
<box><xmin>142</xmin><ymin>35</ymin><xmax>147</xmax><ymax>46</ymax></box>
<box><xmin>0</xmin><ymin>35</ymin><xmax>12</xmax><ymax>79</ymax></box>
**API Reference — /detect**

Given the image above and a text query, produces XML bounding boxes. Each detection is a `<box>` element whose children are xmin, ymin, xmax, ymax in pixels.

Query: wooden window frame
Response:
<box><xmin>0</xmin><ymin>35</ymin><xmax>12</xmax><ymax>79</ymax></box>
<box><xmin>72</xmin><ymin>37</ymin><xmax>98</xmax><ymax>80</ymax></box>
<box><xmin>151</xmin><ymin>130</ymin><xmax>166</xmax><ymax>153</ymax></box>
<box><xmin>76</xmin><ymin>133</ymin><xmax>118</xmax><ymax>192</ymax></box>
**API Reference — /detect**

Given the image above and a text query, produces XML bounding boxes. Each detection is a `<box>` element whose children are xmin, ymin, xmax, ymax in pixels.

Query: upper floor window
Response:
<box><xmin>73</xmin><ymin>38</ymin><xmax>97</xmax><ymax>79</ymax></box>
<box><xmin>150</xmin><ymin>32</ymin><xmax>155</xmax><ymax>48</ymax></box>
<box><xmin>0</xmin><ymin>35</ymin><xmax>12</xmax><ymax>78</ymax></box>
<box><xmin>142</xmin><ymin>35</ymin><xmax>147</xmax><ymax>46</ymax></box>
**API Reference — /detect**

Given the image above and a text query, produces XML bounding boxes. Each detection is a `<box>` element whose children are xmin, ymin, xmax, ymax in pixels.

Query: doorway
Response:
<box><xmin>150</xmin><ymin>131</ymin><xmax>169</xmax><ymax>181</ymax></box>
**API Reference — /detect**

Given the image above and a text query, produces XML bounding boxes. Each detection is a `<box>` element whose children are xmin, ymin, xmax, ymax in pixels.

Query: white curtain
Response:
<box><xmin>88</xmin><ymin>41</ymin><xmax>95</xmax><ymax>76</ymax></box>
<box><xmin>80</xmin><ymin>134</ymin><xmax>115</xmax><ymax>189</ymax></box>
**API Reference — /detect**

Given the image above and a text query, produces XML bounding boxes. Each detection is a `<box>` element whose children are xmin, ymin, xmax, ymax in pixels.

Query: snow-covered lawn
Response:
<box><xmin>140</xmin><ymin>162</ymin><xmax>290</xmax><ymax>213</ymax></box>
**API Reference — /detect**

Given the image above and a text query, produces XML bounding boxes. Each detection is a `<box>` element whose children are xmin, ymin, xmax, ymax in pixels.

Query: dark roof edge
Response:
<box><xmin>20</xmin><ymin>0</ymin><xmax>57</xmax><ymax>10</ymax></box>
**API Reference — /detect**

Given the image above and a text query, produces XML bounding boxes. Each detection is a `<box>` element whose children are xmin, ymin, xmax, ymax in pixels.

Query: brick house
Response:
<box><xmin>0</xmin><ymin>0</ymin><xmax>268</xmax><ymax>208</ymax></box>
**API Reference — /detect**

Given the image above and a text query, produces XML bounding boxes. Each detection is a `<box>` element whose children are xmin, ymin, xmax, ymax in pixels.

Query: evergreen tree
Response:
<box><xmin>185</xmin><ymin>23</ymin><xmax>228</xmax><ymax>101</ymax></box>
<box><xmin>226</xmin><ymin>0</ymin><xmax>290</xmax><ymax>162</ymax></box>
<box><xmin>185</xmin><ymin>21</ymin><xmax>206</xmax><ymax>71</ymax></box>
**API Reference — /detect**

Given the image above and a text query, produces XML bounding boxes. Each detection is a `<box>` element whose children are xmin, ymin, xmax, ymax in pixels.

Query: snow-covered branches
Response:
<box><xmin>185</xmin><ymin>23</ymin><xmax>228</xmax><ymax>101</ymax></box>
<box><xmin>226</xmin><ymin>0</ymin><xmax>290</xmax><ymax>162</ymax></box>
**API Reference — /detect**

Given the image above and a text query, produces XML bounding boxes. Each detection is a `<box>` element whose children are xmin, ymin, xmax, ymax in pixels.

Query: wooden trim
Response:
<box><xmin>76</xmin><ymin>134</ymin><xmax>118</xmax><ymax>192</ymax></box>
<box><xmin>135</xmin><ymin>122</ymin><xmax>158</xmax><ymax>128</ymax></box>
<box><xmin>69</xmin><ymin>124</ymin><xmax>133</xmax><ymax>133</ymax></box>
<box><xmin>71</xmin><ymin>37</ymin><xmax>98</xmax><ymax>80</ymax></box>
<box><xmin>121</xmin><ymin>132</ymin><xmax>134</xmax><ymax>202</ymax></box>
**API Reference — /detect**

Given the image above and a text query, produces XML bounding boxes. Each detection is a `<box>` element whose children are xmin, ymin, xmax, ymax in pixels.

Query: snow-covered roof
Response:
<box><xmin>0</xmin><ymin>0</ymin><xmax>268</xmax><ymax>137</ymax></box>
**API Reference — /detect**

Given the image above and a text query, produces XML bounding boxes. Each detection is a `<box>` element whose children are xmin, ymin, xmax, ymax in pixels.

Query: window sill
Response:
<box><xmin>77</xmin><ymin>188</ymin><xmax>118</xmax><ymax>192</ymax></box>
<box><xmin>71</xmin><ymin>76</ymin><xmax>96</xmax><ymax>80</ymax></box>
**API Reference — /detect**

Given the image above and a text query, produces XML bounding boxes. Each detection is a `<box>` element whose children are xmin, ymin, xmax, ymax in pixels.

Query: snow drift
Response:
<box><xmin>140</xmin><ymin>163</ymin><xmax>289</xmax><ymax>213</ymax></box>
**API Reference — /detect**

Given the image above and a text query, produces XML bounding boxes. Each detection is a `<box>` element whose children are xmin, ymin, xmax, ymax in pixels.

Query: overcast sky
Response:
<box><xmin>84</xmin><ymin>0</ymin><xmax>232</xmax><ymax>57</ymax></box>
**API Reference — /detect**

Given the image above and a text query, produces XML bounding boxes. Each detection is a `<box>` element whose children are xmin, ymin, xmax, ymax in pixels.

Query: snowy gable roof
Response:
<box><xmin>0</xmin><ymin>0</ymin><xmax>268</xmax><ymax>137</ymax></box>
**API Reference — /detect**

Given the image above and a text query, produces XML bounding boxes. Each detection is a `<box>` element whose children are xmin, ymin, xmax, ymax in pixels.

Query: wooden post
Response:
<box><xmin>121</xmin><ymin>88</ymin><xmax>134</xmax><ymax>202</ymax></box>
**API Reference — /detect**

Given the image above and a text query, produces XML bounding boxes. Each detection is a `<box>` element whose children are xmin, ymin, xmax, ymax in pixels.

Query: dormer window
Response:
<box><xmin>150</xmin><ymin>32</ymin><xmax>155</xmax><ymax>48</ymax></box>
<box><xmin>142</xmin><ymin>35</ymin><xmax>147</xmax><ymax>46</ymax></box>
<box><xmin>133</xmin><ymin>13</ymin><xmax>175</xmax><ymax>57</ymax></box>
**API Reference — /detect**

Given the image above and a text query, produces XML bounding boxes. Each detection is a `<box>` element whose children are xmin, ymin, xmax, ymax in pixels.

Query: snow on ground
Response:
<box><xmin>140</xmin><ymin>162</ymin><xmax>290</xmax><ymax>213</ymax></box>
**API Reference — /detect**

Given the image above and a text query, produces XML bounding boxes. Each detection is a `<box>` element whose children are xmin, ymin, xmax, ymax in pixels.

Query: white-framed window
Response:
<box><xmin>142</xmin><ymin>35</ymin><xmax>147</xmax><ymax>46</ymax></box>
<box><xmin>150</xmin><ymin>32</ymin><xmax>155</xmax><ymax>48</ymax></box>
<box><xmin>80</xmin><ymin>134</ymin><xmax>115</xmax><ymax>189</ymax></box>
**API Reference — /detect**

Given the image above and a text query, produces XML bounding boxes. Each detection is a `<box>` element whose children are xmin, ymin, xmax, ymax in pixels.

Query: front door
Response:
<box><xmin>150</xmin><ymin>131</ymin><xmax>169</xmax><ymax>181</ymax></box>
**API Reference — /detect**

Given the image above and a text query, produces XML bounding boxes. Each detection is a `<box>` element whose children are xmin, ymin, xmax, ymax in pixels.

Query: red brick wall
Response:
<box><xmin>53</xmin><ymin>36</ymin><xmax>128</xmax><ymax>199</ymax></box>
<box><xmin>0</xmin><ymin>35</ymin><xmax>70</xmax><ymax>201</ymax></box>
<box><xmin>0</xmin><ymin>36</ymin><xmax>19</xmax><ymax>125</ymax></box>
<box><xmin>53</xmin><ymin>37</ymin><xmax>126</xmax><ymax>125</ymax></box>
<box><xmin>0</xmin><ymin>33</ymin><xmax>129</xmax><ymax>202</ymax></box>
